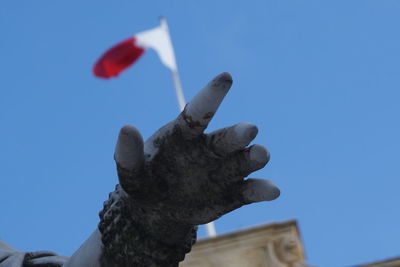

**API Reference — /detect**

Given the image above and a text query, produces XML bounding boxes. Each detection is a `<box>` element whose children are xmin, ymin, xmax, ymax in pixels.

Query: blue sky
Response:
<box><xmin>1</xmin><ymin>1</ymin><xmax>400</xmax><ymax>266</ymax></box>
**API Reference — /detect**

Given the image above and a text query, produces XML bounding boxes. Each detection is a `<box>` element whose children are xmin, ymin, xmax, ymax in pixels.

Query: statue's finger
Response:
<box><xmin>115</xmin><ymin>125</ymin><xmax>144</xmax><ymax>172</ymax></box>
<box><xmin>241</xmin><ymin>178</ymin><xmax>280</xmax><ymax>203</ymax></box>
<box><xmin>178</xmin><ymin>72</ymin><xmax>233</xmax><ymax>134</ymax></box>
<box><xmin>225</xmin><ymin>144</ymin><xmax>270</xmax><ymax>180</ymax></box>
<box><xmin>198</xmin><ymin>178</ymin><xmax>279</xmax><ymax>222</ymax></box>
<box><xmin>220</xmin><ymin>179</ymin><xmax>279</xmax><ymax>215</ymax></box>
<box><xmin>207</xmin><ymin>122</ymin><xmax>258</xmax><ymax>156</ymax></box>
<box><xmin>245</xmin><ymin>145</ymin><xmax>270</xmax><ymax>174</ymax></box>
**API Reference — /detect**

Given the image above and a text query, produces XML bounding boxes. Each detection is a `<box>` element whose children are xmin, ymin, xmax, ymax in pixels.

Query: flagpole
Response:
<box><xmin>160</xmin><ymin>16</ymin><xmax>217</xmax><ymax>238</ymax></box>
<box><xmin>159</xmin><ymin>17</ymin><xmax>185</xmax><ymax>111</ymax></box>
<box><xmin>171</xmin><ymin>70</ymin><xmax>186</xmax><ymax>111</ymax></box>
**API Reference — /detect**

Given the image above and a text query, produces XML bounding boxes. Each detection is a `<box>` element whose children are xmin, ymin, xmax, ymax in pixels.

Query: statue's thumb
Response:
<box><xmin>114</xmin><ymin>125</ymin><xmax>145</xmax><ymax>176</ymax></box>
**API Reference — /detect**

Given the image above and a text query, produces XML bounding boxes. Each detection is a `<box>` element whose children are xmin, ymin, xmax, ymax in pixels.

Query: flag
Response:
<box><xmin>93</xmin><ymin>18</ymin><xmax>177</xmax><ymax>79</ymax></box>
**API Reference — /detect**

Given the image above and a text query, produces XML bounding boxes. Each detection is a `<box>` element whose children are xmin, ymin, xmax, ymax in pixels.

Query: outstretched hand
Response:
<box><xmin>114</xmin><ymin>72</ymin><xmax>279</xmax><ymax>226</ymax></box>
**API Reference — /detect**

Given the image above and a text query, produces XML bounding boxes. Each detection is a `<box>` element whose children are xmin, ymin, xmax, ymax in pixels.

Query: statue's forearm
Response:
<box><xmin>63</xmin><ymin>185</ymin><xmax>197</xmax><ymax>267</ymax></box>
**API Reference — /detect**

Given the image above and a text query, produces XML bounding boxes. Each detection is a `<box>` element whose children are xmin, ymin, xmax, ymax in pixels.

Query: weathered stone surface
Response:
<box><xmin>98</xmin><ymin>72</ymin><xmax>280</xmax><ymax>266</ymax></box>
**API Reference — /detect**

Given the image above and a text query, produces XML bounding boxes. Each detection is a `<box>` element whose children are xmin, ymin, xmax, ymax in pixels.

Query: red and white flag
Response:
<box><xmin>93</xmin><ymin>18</ymin><xmax>177</xmax><ymax>79</ymax></box>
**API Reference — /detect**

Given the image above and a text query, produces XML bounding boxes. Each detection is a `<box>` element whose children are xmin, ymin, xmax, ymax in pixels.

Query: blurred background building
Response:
<box><xmin>180</xmin><ymin>221</ymin><xmax>400</xmax><ymax>267</ymax></box>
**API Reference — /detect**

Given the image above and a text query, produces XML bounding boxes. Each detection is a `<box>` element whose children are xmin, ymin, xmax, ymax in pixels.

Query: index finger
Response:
<box><xmin>177</xmin><ymin>72</ymin><xmax>233</xmax><ymax>135</ymax></box>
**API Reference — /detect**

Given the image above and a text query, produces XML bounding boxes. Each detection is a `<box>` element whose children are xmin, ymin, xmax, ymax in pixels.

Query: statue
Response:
<box><xmin>0</xmin><ymin>73</ymin><xmax>280</xmax><ymax>267</ymax></box>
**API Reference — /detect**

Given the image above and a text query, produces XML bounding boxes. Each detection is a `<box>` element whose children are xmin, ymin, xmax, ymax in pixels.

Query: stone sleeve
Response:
<box><xmin>98</xmin><ymin>184</ymin><xmax>197</xmax><ymax>267</ymax></box>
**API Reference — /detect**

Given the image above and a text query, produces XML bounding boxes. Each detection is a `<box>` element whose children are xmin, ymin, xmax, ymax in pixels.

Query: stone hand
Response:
<box><xmin>114</xmin><ymin>72</ymin><xmax>280</xmax><ymax>226</ymax></box>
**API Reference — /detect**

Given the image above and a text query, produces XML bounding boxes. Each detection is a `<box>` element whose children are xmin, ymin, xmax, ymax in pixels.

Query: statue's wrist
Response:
<box><xmin>98</xmin><ymin>184</ymin><xmax>197</xmax><ymax>267</ymax></box>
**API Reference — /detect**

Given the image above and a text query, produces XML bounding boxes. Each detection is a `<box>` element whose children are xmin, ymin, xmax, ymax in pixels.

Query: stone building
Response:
<box><xmin>357</xmin><ymin>258</ymin><xmax>400</xmax><ymax>267</ymax></box>
<box><xmin>180</xmin><ymin>220</ymin><xmax>307</xmax><ymax>267</ymax></box>
<box><xmin>180</xmin><ymin>220</ymin><xmax>400</xmax><ymax>267</ymax></box>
